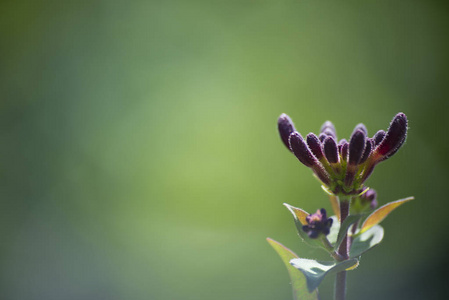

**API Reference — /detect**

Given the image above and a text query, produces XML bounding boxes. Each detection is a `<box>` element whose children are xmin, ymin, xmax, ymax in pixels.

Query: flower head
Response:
<box><xmin>278</xmin><ymin>113</ymin><xmax>408</xmax><ymax>195</ymax></box>
<box><xmin>302</xmin><ymin>208</ymin><xmax>333</xmax><ymax>238</ymax></box>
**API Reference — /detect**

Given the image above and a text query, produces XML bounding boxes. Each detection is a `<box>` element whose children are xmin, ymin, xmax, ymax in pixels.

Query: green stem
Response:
<box><xmin>320</xmin><ymin>236</ymin><xmax>344</xmax><ymax>261</ymax></box>
<box><xmin>338</xmin><ymin>199</ymin><xmax>350</xmax><ymax>258</ymax></box>
<box><xmin>334</xmin><ymin>197</ymin><xmax>351</xmax><ymax>300</ymax></box>
<box><xmin>335</xmin><ymin>271</ymin><xmax>347</xmax><ymax>300</ymax></box>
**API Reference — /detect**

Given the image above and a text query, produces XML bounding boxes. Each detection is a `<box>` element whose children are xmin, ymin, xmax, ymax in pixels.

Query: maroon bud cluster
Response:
<box><xmin>302</xmin><ymin>208</ymin><xmax>333</xmax><ymax>239</ymax></box>
<box><xmin>277</xmin><ymin>113</ymin><xmax>408</xmax><ymax>195</ymax></box>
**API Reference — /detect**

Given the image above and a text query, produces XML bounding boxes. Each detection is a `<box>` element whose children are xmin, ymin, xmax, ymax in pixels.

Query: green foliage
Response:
<box><xmin>360</xmin><ymin>197</ymin><xmax>414</xmax><ymax>233</ymax></box>
<box><xmin>290</xmin><ymin>258</ymin><xmax>359</xmax><ymax>292</ymax></box>
<box><xmin>350</xmin><ymin>225</ymin><xmax>384</xmax><ymax>258</ymax></box>
<box><xmin>334</xmin><ymin>214</ymin><xmax>363</xmax><ymax>251</ymax></box>
<box><xmin>267</xmin><ymin>238</ymin><xmax>319</xmax><ymax>300</ymax></box>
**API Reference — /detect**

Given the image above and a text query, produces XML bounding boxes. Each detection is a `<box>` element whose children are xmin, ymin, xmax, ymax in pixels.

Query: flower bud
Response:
<box><xmin>375</xmin><ymin>113</ymin><xmax>407</xmax><ymax>158</ymax></box>
<box><xmin>353</xmin><ymin>123</ymin><xmax>368</xmax><ymax>136</ymax></box>
<box><xmin>339</xmin><ymin>139</ymin><xmax>348</xmax><ymax>145</ymax></box>
<box><xmin>373</xmin><ymin>130</ymin><xmax>386</xmax><ymax>146</ymax></box>
<box><xmin>319</xmin><ymin>133</ymin><xmax>327</xmax><ymax>143</ymax></box>
<box><xmin>340</xmin><ymin>142</ymin><xmax>349</xmax><ymax>162</ymax></box>
<box><xmin>360</xmin><ymin>189</ymin><xmax>378</xmax><ymax>209</ymax></box>
<box><xmin>306</xmin><ymin>133</ymin><xmax>324</xmax><ymax>160</ymax></box>
<box><xmin>278</xmin><ymin>114</ymin><xmax>296</xmax><ymax>150</ymax></box>
<box><xmin>348</xmin><ymin>129</ymin><xmax>366</xmax><ymax>165</ymax></box>
<box><xmin>351</xmin><ymin>188</ymin><xmax>378</xmax><ymax>213</ymax></box>
<box><xmin>302</xmin><ymin>208</ymin><xmax>333</xmax><ymax>239</ymax></box>
<box><xmin>359</xmin><ymin>138</ymin><xmax>373</xmax><ymax>164</ymax></box>
<box><xmin>320</xmin><ymin>121</ymin><xmax>337</xmax><ymax>139</ymax></box>
<box><xmin>323</xmin><ymin>136</ymin><xmax>339</xmax><ymax>164</ymax></box>
<box><xmin>289</xmin><ymin>132</ymin><xmax>317</xmax><ymax>168</ymax></box>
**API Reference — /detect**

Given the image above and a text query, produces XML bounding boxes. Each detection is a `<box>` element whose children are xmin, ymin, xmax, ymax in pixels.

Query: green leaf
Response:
<box><xmin>267</xmin><ymin>238</ymin><xmax>319</xmax><ymax>300</ymax></box>
<box><xmin>290</xmin><ymin>258</ymin><xmax>359</xmax><ymax>292</ymax></box>
<box><xmin>360</xmin><ymin>197</ymin><xmax>413</xmax><ymax>233</ymax></box>
<box><xmin>350</xmin><ymin>225</ymin><xmax>384</xmax><ymax>258</ymax></box>
<box><xmin>284</xmin><ymin>203</ymin><xmax>326</xmax><ymax>249</ymax></box>
<box><xmin>333</xmin><ymin>214</ymin><xmax>363</xmax><ymax>250</ymax></box>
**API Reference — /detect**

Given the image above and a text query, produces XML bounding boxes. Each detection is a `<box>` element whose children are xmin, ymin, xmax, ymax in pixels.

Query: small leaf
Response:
<box><xmin>360</xmin><ymin>197</ymin><xmax>413</xmax><ymax>233</ymax></box>
<box><xmin>350</xmin><ymin>225</ymin><xmax>384</xmax><ymax>258</ymax></box>
<box><xmin>267</xmin><ymin>238</ymin><xmax>319</xmax><ymax>300</ymax></box>
<box><xmin>284</xmin><ymin>204</ymin><xmax>325</xmax><ymax>249</ymax></box>
<box><xmin>284</xmin><ymin>203</ymin><xmax>309</xmax><ymax>225</ymax></box>
<box><xmin>290</xmin><ymin>258</ymin><xmax>359</xmax><ymax>292</ymax></box>
<box><xmin>328</xmin><ymin>194</ymin><xmax>340</xmax><ymax>221</ymax></box>
<box><xmin>334</xmin><ymin>214</ymin><xmax>363</xmax><ymax>250</ymax></box>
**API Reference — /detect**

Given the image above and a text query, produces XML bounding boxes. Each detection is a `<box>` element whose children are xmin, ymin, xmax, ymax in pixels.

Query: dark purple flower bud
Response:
<box><xmin>353</xmin><ymin>123</ymin><xmax>368</xmax><ymax>136</ymax></box>
<box><xmin>359</xmin><ymin>138</ymin><xmax>373</xmax><ymax>164</ymax></box>
<box><xmin>373</xmin><ymin>130</ymin><xmax>386</xmax><ymax>146</ymax></box>
<box><xmin>319</xmin><ymin>133</ymin><xmax>327</xmax><ymax>143</ymax></box>
<box><xmin>338</xmin><ymin>139</ymin><xmax>347</xmax><ymax>155</ymax></box>
<box><xmin>376</xmin><ymin>113</ymin><xmax>408</xmax><ymax>158</ymax></box>
<box><xmin>289</xmin><ymin>132</ymin><xmax>317</xmax><ymax>168</ymax></box>
<box><xmin>278</xmin><ymin>114</ymin><xmax>296</xmax><ymax>150</ymax></box>
<box><xmin>302</xmin><ymin>208</ymin><xmax>333</xmax><ymax>239</ymax></box>
<box><xmin>320</xmin><ymin>121</ymin><xmax>337</xmax><ymax>139</ymax></box>
<box><xmin>323</xmin><ymin>136</ymin><xmax>339</xmax><ymax>164</ymax></box>
<box><xmin>341</xmin><ymin>142</ymin><xmax>349</xmax><ymax>161</ymax></box>
<box><xmin>348</xmin><ymin>129</ymin><xmax>366</xmax><ymax>165</ymax></box>
<box><xmin>360</xmin><ymin>189</ymin><xmax>378</xmax><ymax>209</ymax></box>
<box><xmin>306</xmin><ymin>133</ymin><xmax>324</xmax><ymax>160</ymax></box>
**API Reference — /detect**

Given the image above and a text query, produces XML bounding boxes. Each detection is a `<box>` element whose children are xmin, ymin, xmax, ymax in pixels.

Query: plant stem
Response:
<box><xmin>335</xmin><ymin>271</ymin><xmax>347</xmax><ymax>300</ymax></box>
<box><xmin>337</xmin><ymin>200</ymin><xmax>350</xmax><ymax>259</ymax></box>
<box><xmin>334</xmin><ymin>197</ymin><xmax>351</xmax><ymax>300</ymax></box>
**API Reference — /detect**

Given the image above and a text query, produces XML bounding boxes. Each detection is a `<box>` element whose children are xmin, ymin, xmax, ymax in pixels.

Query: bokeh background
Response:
<box><xmin>1</xmin><ymin>0</ymin><xmax>448</xmax><ymax>299</ymax></box>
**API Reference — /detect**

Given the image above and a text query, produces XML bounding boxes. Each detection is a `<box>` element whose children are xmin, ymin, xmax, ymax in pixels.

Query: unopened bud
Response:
<box><xmin>289</xmin><ymin>132</ymin><xmax>317</xmax><ymax>168</ymax></box>
<box><xmin>340</xmin><ymin>142</ymin><xmax>349</xmax><ymax>162</ymax></box>
<box><xmin>319</xmin><ymin>133</ymin><xmax>327</xmax><ymax>143</ymax></box>
<box><xmin>376</xmin><ymin>113</ymin><xmax>408</xmax><ymax>158</ymax></box>
<box><xmin>353</xmin><ymin>123</ymin><xmax>368</xmax><ymax>136</ymax></box>
<box><xmin>373</xmin><ymin>130</ymin><xmax>386</xmax><ymax>146</ymax></box>
<box><xmin>306</xmin><ymin>133</ymin><xmax>324</xmax><ymax>160</ymax></box>
<box><xmin>323</xmin><ymin>136</ymin><xmax>339</xmax><ymax>164</ymax></box>
<box><xmin>359</xmin><ymin>139</ymin><xmax>373</xmax><ymax>164</ymax></box>
<box><xmin>320</xmin><ymin>121</ymin><xmax>337</xmax><ymax>139</ymax></box>
<box><xmin>278</xmin><ymin>114</ymin><xmax>296</xmax><ymax>150</ymax></box>
<box><xmin>348</xmin><ymin>129</ymin><xmax>366</xmax><ymax>165</ymax></box>
<box><xmin>361</xmin><ymin>189</ymin><xmax>378</xmax><ymax>209</ymax></box>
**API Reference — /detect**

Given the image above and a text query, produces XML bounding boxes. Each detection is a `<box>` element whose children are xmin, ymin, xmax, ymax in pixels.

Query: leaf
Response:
<box><xmin>350</xmin><ymin>225</ymin><xmax>384</xmax><ymax>258</ymax></box>
<box><xmin>360</xmin><ymin>197</ymin><xmax>414</xmax><ymax>233</ymax></box>
<box><xmin>328</xmin><ymin>194</ymin><xmax>340</xmax><ymax>221</ymax></box>
<box><xmin>290</xmin><ymin>258</ymin><xmax>359</xmax><ymax>292</ymax></box>
<box><xmin>333</xmin><ymin>214</ymin><xmax>363</xmax><ymax>250</ymax></box>
<box><xmin>267</xmin><ymin>238</ymin><xmax>319</xmax><ymax>300</ymax></box>
<box><xmin>283</xmin><ymin>203</ymin><xmax>325</xmax><ymax>249</ymax></box>
<box><xmin>284</xmin><ymin>203</ymin><xmax>309</xmax><ymax>225</ymax></box>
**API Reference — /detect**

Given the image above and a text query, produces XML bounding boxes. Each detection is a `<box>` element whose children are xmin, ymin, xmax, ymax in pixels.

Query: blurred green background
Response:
<box><xmin>1</xmin><ymin>0</ymin><xmax>448</xmax><ymax>299</ymax></box>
